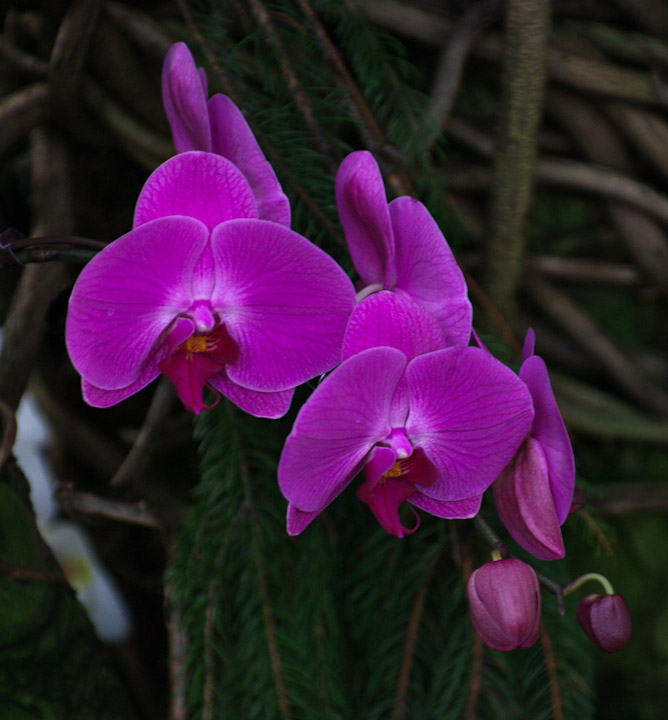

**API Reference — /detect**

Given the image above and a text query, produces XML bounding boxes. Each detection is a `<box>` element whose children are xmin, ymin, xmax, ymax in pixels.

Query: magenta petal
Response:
<box><xmin>211</xmin><ymin>219</ymin><xmax>355</xmax><ymax>392</ymax></box>
<box><xmin>82</xmin><ymin>369</ymin><xmax>159</xmax><ymax>407</ymax></box>
<box><xmin>162</xmin><ymin>43</ymin><xmax>211</xmax><ymax>153</ymax></box>
<box><xmin>66</xmin><ymin>217</ymin><xmax>209</xmax><ymax>390</ymax></box>
<box><xmin>133</xmin><ymin>152</ymin><xmax>257</xmax><ymax>231</ymax></box>
<box><xmin>493</xmin><ymin>437</ymin><xmax>565</xmax><ymax>560</ymax></box>
<box><xmin>409</xmin><ymin>492</ymin><xmax>482</xmax><ymax>519</ymax></box>
<box><xmin>520</xmin><ymin>355</ymin><xmax>575</xmax><ymax>524</ymax></box>
<box><xmin>390</xmin><ymin>197</ymin><xmax>472</xmax><ymax>346</ymax></box>
<box><xmin>336</xmin><ymin>151</ymin><xmax>395</xmax><ymax>287</ymax></box>
<box><xmin>357</xmin><ymin>476</ymin><xmax>417</xmax><ymax>538</ymax></box>
<box><xmin>278</xmin><ymin>347</ymin><xmax>407</xmax><ymax>512</ymax></box>
<box><xmin>342</xmin><ymin>291</ymin><xmax>445</xmax><ymax>362</ymax></box>
<box><xmin>208</xmin><ymin>94</ymin><xmax>291</xmax><ymax>226</ymax></box>
<box><xmin>209</xmin><ymin>371</ymin><xmax>294</xmax><ymax>419</ymax></box>
<box><xmin>405</xmin><ymin>347</ymin><xmax>534</xmax><ymax>500</ymax></box>
<box><xmin>521</xmin><ymin>328</ymin><xmax>536</xmax><ymax>363</ymax></box>
<box><xmin>286</xmin><ymin>504</ymin><xmax>321</xmax><ymax>535</ymax></box>
<box><xmin>363</xmin><ymin>445</ymin><xmax>397</xmax><ymax>487</ymax></box>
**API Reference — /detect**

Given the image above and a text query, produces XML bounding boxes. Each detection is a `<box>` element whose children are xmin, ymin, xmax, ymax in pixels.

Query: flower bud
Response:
<box><xmin>576</xmin><ymin>593</ymin><xmax>631</xmax><ymax>653</ymax></box>
<box><xmin>467</xmin><ymin>558</ymin><xmax>541</xmax><ymax>651</ymax></box>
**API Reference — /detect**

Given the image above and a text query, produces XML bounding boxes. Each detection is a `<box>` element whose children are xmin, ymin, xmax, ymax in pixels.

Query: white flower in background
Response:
<box><xmin>5</xmin><ymin>341</ymin><xmax>133</xmax><ymax>645</ymax></box>
<box><xmin>40</xmin><ymin>519</ymin><xmax>133</xmax><ymax>644</ymax></box>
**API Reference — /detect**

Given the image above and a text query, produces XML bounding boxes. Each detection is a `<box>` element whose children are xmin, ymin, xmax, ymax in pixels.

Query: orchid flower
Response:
<box><xmin>162</xmin><ymin>41</ymin><xmax>290</xmax><ymax>226</ymax></box>
<box><xmin>278</xmin><ymin>292</ymin><xmax>534</xmax><ymax>536</ymax></box>
<box><xmin>336</xmin><ymin>151</ymin><xmax>472</xmax><ymax>346</ymax></box>
<box><xmin>66</xmin><ymin>151</ymin><xmax>355</xmax><ymax>417</ymax></box>
<box><xmin>493</xmin><ymin>329</ymin><xmax>576</xmax><ymax>560</ymax></box>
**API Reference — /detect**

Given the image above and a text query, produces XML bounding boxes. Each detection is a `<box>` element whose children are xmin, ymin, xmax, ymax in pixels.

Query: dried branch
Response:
<box><xmin>548</xmin><ymin>91</ymin><xmax>668</xmax><ymax>288</ymax></box>
<box><xmin>82</xmin><ymin>79</ymin><xmax>173</xmax><ymax>168</ymax></box>
<box><xmin>482</xmin><ymin>0</ymin><xmax>551</xmax><ymax>326</ymax></box>
<box><xmin>56</xmin><ymin>486</ymin><xmax>163</xmax><ymax>529</ymax></box>
<box><xmin>427</xmin><ymin>0</ymin><xmax>502</xmax><ymax>142</ymax></box>
<box><xmin>105</xmin><ymin>1</ymin><xmax>173</xmax><ymax>59</ymax></box>
<box><xmin>0</xmin><ymin>35</ymin><xmax>48</xmax><ymax>76</ymax></box>
<box><xmin>295</xmin><ymin>0</ymin><xmax>415</xmax><ymax>196</ymax></box>
<box><xmin>391</xmin><ymin>554</ymin><xmax>441</xmax><ymax>720</ymax></box>
<box><xmin>227</xmin><ymin>405</ymin><xmax>293</xmax><ymax>720</ymax></box>
<box><xmin>0</xmin><ymin>130</ymin><xmax>71</xmax><ymax>412</ymax></box>
<box><xmin>592</xmin><ymin>482</ymin><xmax>668</xmax><ymax>515</ymax></box>
<box><xmin>526</xmin><ymin>275</ymin><xmax>668</xmax><ymax>416</ymax></box>
<box><xmin>247</xmin><ymin>0</ymin><xmax>338</xmax><ymax>176</ymax></box>
<box><xmin>0</xmin><ymin>399</ymin><xmax>17</xmax><ymax>472</ymax></box>
<box><xmin>540</xmin><ymin>625</ymin><xmax>563</xmax><ymax>720</ymax></box>
<box><xmin>0</xmin><ymin>83</ymin><xmax>50</xmax><ymax>156</ymax></box>
<box><xmin>111</xmin><ymin>377</ymin><xmax>174</xmax><ymax>487</ymax></box>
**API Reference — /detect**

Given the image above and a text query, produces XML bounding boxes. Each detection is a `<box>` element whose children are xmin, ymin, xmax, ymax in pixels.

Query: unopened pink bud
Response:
<box><xmin>467</xmin><ymin>558</ymin><xmax>541</xmax><ymax>651</ymax></box>
<box><xmin>576</xmin><ymin>593</ymin><xmax>631</xmax><ymax>653</ymax></box>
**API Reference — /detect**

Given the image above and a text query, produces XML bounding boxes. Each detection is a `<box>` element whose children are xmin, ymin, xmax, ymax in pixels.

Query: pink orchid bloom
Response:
<box><xmin>162</xmin><ymin>41</ymin><xmax>290</xmax><ymax>226</ymax></box>
<box><xmin>493</xmin><ymin>329</ymin><xmax>576</xmax><ymax>560</ymax></box>
<box><xmin>279</xmin><ymin>292</ymin><xmax>534</xmax><ymax>536</ymax></box>
<box><xmin>66</xmin><ymin>151</ymin><xmax>355</xmax><ymax>417</ymax></box>
<box><xmin>336</xmin><ymin>150</ymin><xmax>472</xmax><ymax>346</ymax></box>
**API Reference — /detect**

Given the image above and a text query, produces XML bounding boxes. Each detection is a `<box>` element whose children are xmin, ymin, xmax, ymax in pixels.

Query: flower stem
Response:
<box><xmin>563</xmin><ymin>572</ymin><xmax>615</xmax><ymax>597</ymax></box>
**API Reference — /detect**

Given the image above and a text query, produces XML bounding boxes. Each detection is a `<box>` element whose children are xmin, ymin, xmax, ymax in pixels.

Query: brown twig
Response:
<box><xmin>56</xmin><ymin>486</ymin><xmax>163</xmax><ymax>529</ymax></box>
<box><xmin>0</xmin><ymin>130</ymin><xmax>71</xmax><ymax>412</ymax></box>
<box><xmin>391</xmin><ymin>554</ymin><xmax>441</xmax><ymax>720</ymax></box>
<box><xmin>0</xmin><ymin>83</ymin><xmax>50</xmax><ymax>157</ymax></box>
<box><xmin>590</xmin><ymin>482</ymin><xmax>668</xmax><ymax>515</ymax></box>
<box><xmin>247</xmin><ymin>0</ymin><xmax>338</xmax><ymax>177</ymax></box>
<box><xmin>48</xmin><ymin>0</ymin><xmax>102</xmax><ymax>126</ymax></box>
<box><xmin>294</xmin><ymin>0</ymin><xmax>415</xmax><ymax>196</ymax></box>
<box><xmin>540</xmin><ymin>624</ymin><xmax>563</xmax><ymax>720</ymax></box>
<box><xmin>482</xmin><ymin>0</ymin><xmax>551</xmax><ymax>327</ymax></box>
<box><xmin>527</xmin><ymin>275</ymin><xmax>668</xmax><ymax>416</ymax></box>
<box><xmin>82</xmin><ymin>79</ymin><xmax>173</xmax><ymax>168</ymax></box>
<box><xmin>165</xmin><ymin>580</ymin><xmax>189</xmax><ymax>720</ymax></box>
<box><xmin>0</xmin><ymin>398</ymin><xmax>17</xmax><ymax>471</ymax></box>
<box><xmin>0</xmin><ymin>560</ymin><xmax>67</xmax><ymax>585</ymax></box>
<box><xmin>227</xmin><ymin>404</ymin><xmax>293</xmax><ymax>720</ymax></box>
<box><xmin>0</xmin><ymin>35</ymin><xmax>48</xmax><ymax>76</ymax></box>
<box><xmin>442</xmin><ymin>142</ymin><xmax>668</xmax><ymax>234</ymax></box>
<box><xmin>427</xmin><ymin>0</ymin><xmax>502</xmax><ymax>143</ymax></box>
<box><xmin>176</xmin><ymin>0</ymin><xmax>342</xmax><ymax>241</ymax></box>
<box><xmin>111</xmin><ymin>377</ymin><xmax>175</xmax><ymax>487</ymax></box>
<box><xmin>105</xmin><ymin>1</ymin><xmax>173</xmax><ymax>60</ymax></box>
<box><xmin>580</xmin><ymin>509</ymin><xmax>614</xmax><ymax>556</ymax></box>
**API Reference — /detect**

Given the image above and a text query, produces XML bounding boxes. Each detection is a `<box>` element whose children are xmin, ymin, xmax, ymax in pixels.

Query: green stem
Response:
<box><xmin>563</xmin><ymin>572</ymin><xmax>615</xmax><ymax>597</ymax></box>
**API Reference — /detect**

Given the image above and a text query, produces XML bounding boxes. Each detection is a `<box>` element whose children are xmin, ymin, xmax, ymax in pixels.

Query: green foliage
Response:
<box><xmin>0</xmin><ymin>460</ymin><xmax>136</xmax><ymax>720</ymax></box>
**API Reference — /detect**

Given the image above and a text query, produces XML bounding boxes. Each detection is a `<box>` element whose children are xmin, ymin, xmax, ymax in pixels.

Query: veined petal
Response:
<box><xmin>211</xmin><ymin>219</ymin><xmax>355</xmax><ymax>392</ymax></box>
<box><xmin>208</xmin><ymin>94</ymin><xmax>291</xmax><ymax>226</ymax></box>
<box><xmin>405</xmin><ymin>347</ymin><xmax>534</xmax><ymax>500</ymax></box>
<box><xmin>286</xmin><ymin>503</ymin><xmax>321</xmax><ymax>535</ymax></box>
<box><xmin>342</xmin><ymin>291</ymin><xmax>445</xmax><ymax>362</ymax></box>
<box><xmin>336</xmin><ymin>151</ymin><xmax>395</xmax><ymax>287</ymax></box>
<box><xmin>66</xmin><ymin>217</ymin><xmax>209</xmax><ymax>390</ymax></box>
<box><xmin>493</xmin><ymin>437</ymin><xmax>565</xmax><ymax>560</ymax></box>
<box><xmin>161</xmin><ymin>42</ymin><xmax>211</xmax><ymax>152</ymax></box>
<box><xmin>209</xmin><ymin>371</ymin><xmax>294</xmax><ymax>419</ymax></box>
<box><xmin>357</xmin><ymin>476</ymin><xmax>417</xmax><ymax>538</ymax></box>
<box><xmin>133</xmin><ymin>151</ymin><xmax>257</xmax><ymax>231</ymax></box>
<box><xmin>409</xmin><ymin>492</ymin><xmax>482</xmax><ymax>519</ymax></box>
<box><xmin>390</xmin><ymin>197</ymin><xmax>472</xmax><ymax>346</ymax></box>
<box><xmin>278</xmin><ymin>347</ymin><xmax>407</xmax><ymax>512</ymax></box>
<box><xmin>82</xmin><ymin>371</ymin><xmax>159</xmax><ymax>407</ymax></box>
<box><xmin>520</xmin><ymin>355</ymin><xmax>575</xmax><ymax>525</ymax></box>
